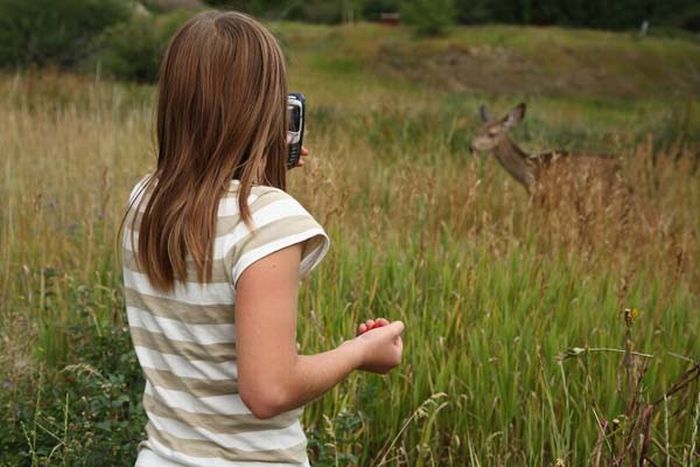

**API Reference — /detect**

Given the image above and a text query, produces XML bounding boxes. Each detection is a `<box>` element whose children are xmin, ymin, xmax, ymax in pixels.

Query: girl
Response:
<box><xmin>122</xmin><ymin>10</ymin><xmax>405</xmax><ymax>466</ymax></box>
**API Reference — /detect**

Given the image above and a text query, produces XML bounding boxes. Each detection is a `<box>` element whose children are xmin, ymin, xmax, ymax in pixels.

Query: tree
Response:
<box><xmin>453</xmin><ymin>0</ymin><xmax>491</xmax><ymax>24</ymax></box>
<box><xmin>0</xmin><ymin>0</ymin><xmax>129</xmax><ymax>69</ymax></box>
<box><xmin>362</xmin><ymin>0</ymin><xmax>401</xmax><ymax>20</ymax></box>
<box><xmin>100</xmin><ymin>9</ymin><xmax>193</xmax><ymax>82</ymax></box>
<box><xmin>402</xmin><ymin>0</ymin><xmax>456</xmax><ymax>36</ymax></box>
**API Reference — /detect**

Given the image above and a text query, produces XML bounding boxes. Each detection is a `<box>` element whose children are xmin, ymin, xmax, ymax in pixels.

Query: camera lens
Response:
<box><xmin>288</xmin><ymin>105</ymin><xmax>301</xmax><ymax>132</ymax></box>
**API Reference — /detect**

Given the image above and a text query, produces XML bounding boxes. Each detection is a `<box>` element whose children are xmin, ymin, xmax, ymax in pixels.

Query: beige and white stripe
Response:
<box><xmin>124</xmin><ymin>176</ymin><xmax>329</xmax><ymax>466</ymax></box>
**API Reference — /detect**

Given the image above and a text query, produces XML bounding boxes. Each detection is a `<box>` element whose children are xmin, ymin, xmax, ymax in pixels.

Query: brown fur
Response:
<box><xmin>470</xmin><ymin>103</ymin><xmax>625</xmax><ymax>198</ymax></box>
<box><xmin>470</xmin><ymin>103</ymin><xmax>634</xmax><ymax>250</ymax></box>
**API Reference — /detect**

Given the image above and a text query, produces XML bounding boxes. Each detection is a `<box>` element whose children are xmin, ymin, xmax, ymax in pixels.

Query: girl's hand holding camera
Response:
<box><xmin>349</xmin><ymin>317</ymin><xmax>404</xmax><ymax>374</ymax></box>
<box><xmin>292</xmin><ymin>146</ymin><xmax>310</xmax><ymax>168</ymax></box>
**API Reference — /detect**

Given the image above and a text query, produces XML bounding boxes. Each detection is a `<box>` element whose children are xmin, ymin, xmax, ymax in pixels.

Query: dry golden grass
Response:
<box><xmin>0</xmin><ymin>60</ymin><xmax>698</xmax><ymax>463</ymax></box>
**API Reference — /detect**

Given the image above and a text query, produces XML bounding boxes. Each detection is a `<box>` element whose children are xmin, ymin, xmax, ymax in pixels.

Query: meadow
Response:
<box><xmin>1</xmin><ymin>22</ymin><xmax>699</xmax><ymax>465</ymax></box>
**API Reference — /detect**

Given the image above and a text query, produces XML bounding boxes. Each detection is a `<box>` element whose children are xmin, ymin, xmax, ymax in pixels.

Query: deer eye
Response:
<box><xmin>488</xmin><ymin>129</ymin><xmax>499</xmax><ymax>137</ymax></box>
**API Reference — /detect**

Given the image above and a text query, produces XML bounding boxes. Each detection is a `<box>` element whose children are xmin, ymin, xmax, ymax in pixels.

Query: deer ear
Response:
<box><xmin>479</xmin><ymin>105</ymin><xmax>493</xmax><ymax>123</ymax></box>
<box><xmin>503</xmin><ymin>103</ymin><xmax>526</xmax><ymax>127</ymax></box>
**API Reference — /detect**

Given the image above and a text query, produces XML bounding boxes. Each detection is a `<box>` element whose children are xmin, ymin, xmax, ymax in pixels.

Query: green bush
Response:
<box><xmin>205</xmin><ymin>0</ymin><xmax>364</xmax><ymax>24</ymax></box>
<box><xmin>143</xmin><ymin>0</ymin><xmax>204</xmax><ymax>14</ymax></box>
<box><xmin>202</xmin><ymin>0</ymin><xmax>286</xmax><ymax>17</ymax></box>
<box><xmin>0</xmin><ymin>326</ymin><xmax>146</xmax><ymax>466</ymax></box>
<box><xmin>0</xmin><ymin>0</ymin><xmax>129</xmax><ymax>69</ymax></box>
<box><xmin>401</xmin><ymin>0</ymin><xmax>456</xmax><ymax>36</ymax></box>
<box><xmin>362</xmin><ymin>0</ymin><xmax>402</xmax><ymax>21</ymax></box>
<box><xmin>101</xmin><ymin>16</ymin><xmax>163</xmax><ymax>83</ymax></box>
<box><xmin>100</xmin><ymin>10</ymin><xmax>194</xmax><ymax>82</ymax></box>
<box><xmin>285</xmin><ymin>0</ymin><xmax>343</xmax><ymax>24</ymax></box>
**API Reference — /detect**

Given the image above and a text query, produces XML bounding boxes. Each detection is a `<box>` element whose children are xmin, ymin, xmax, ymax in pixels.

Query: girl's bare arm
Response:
<box><xmin>235</xmin><ymin>243</ymin><xmax>404</xmax><ymax>419</ymax></box>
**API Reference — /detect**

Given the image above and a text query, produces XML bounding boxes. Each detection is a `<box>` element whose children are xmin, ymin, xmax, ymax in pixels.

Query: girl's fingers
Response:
<box><xmin>357</xmin><ymin>317</ymin><xmax>392</xmax><ymax>336</ymax></box>
<box><xmin>294</xmin><ymin>147</ymin><xmax>310</xmax><ymax>168</ymax></box>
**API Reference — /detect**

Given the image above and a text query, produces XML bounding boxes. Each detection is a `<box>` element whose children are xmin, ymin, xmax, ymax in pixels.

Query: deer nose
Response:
<box><xmin>469</xmin><ymin>143</ymin><xmax>476</xmax><ymax>154</ymax></box>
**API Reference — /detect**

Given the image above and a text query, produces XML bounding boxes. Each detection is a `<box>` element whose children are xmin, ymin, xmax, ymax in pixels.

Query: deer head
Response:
<box><xmin>469</xmin><ymin>103</ymin><xmax>527</xmax><ymax>154</ymax></box>
<box><xmin>469</xmin><ymin>103</ymin><xmax>536</xmax><ymax>192</ymax></box>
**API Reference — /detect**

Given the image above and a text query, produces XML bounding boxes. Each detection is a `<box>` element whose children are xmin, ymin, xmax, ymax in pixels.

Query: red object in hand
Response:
<box><xmin>358</xmin><ymin>320</ymin><xmax>388</xmax><ymax>336</ymax></box>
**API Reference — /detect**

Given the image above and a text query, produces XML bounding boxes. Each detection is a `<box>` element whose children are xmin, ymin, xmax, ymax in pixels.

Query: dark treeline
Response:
<box><xmin>210</xmin><ymin>0</ymin><xmax>700</xmax><ymax>31</ymax></box>
<box><xmin>453</xmin><ymin>0</ymin><xmax>699</xmax><ymax>30</ymax></box>
<box><xmin>0</xmin><ymin>0</ymin><xmax>697</xmax><ymax>81</ymax></box>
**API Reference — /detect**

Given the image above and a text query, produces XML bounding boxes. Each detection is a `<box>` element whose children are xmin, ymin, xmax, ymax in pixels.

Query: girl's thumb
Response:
<box><xmin>388</xmin><ymin>320</ymin><xmax>405</xmax><ymax>336</ymax></box>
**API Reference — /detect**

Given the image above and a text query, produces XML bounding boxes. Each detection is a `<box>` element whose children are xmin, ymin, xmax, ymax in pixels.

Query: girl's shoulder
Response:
<box><xmin>226</xmin><ymin>181</ymin><xmax>315</xmax><ymax>222</ymax></box>
<box><xmin>127</xmin><ymin>173</ymin><xmax>154</xmax><ymax>206</ymax></box>
<box><xmin>224</xmin><ymin>181</ymin><xmax>330</xmax><ymax>285</ymax></box>
<box><xmin>226</xmin><ymin>179</ymin><xmax>287</xmax><ymax>198</ymax></box>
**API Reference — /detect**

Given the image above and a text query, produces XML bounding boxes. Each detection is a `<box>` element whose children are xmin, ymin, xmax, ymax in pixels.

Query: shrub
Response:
<box><xmin>142</xmin><ymin>0</ymin><xmax>204</xmax><ymax>14</ymax></box>
<box><xmin>100</xmin><ymin>9</ymin><xmax>194</xmax><ymax>82</ymax></box>
<box><xmin>362</xmin><ymin>0</ymin><xmax>402</xmax><ymax>21</ymax></box>
<box><xmin>0</xmin><ymin>0</ymin><xmax>129</xmax><ymax>69</ymax></box>
<box><xmin>401</xmin><ymin>0</ymin><xmax>456</xmax><ymax>36</ymax></box>
<box><xmin>285</xmin><ymin>1</ymin><xmax>344</xmax><ymax>24</ymax></box>
<box><xmin>204</xmin><ymin>0</ymin><xmax>361</xmax><ymax>24</ymax></box>
<box><xmin>0</xmin><ymin>326</ymin><xmax>146</xmax><ymax>465</ymax></box>
<box><xmin>101</xmin><ymin>16</ymin><xmax>163</xmax><ymax>83</ymax></box>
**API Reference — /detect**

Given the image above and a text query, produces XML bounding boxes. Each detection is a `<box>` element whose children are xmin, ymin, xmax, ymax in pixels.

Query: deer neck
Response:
<box><xmin>493</xmin><ymin>137</ymin><xmax>536</xmax><ymax>191</ymax></box>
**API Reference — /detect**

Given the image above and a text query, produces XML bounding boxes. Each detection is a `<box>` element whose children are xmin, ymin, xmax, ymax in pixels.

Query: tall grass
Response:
<box><xmin>1</xmin><ymin>24</ymin><xmax>699</xmax><ymax>466</ymax></box>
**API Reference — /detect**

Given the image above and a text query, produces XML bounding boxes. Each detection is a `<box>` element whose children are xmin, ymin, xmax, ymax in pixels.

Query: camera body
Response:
<box><xmin>287</xmin><ymin>92</ymin><xmax>305</xmax><ymax>169</ymax></box>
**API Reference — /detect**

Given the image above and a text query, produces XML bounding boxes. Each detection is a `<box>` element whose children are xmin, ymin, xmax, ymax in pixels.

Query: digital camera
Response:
<box><xmin>287</xmin><ymin>92</ymin><xmax>305</xmax><ymax>169</ymax></box>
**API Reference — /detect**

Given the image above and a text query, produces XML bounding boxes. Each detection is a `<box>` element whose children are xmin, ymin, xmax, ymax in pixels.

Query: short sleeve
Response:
<box><xmin>227</xmin><ymin>188</ymin><xmax>330</xmax><ymax>287</ymax></box>
<box><xmin>127</xmin><ymin>174</ymin><xmax>153</xmax><ymax>207</ymax></box>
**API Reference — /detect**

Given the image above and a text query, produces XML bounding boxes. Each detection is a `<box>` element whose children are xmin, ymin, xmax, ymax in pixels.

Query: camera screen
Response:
<box><xmin>288</xmin><ymin>104</ymin><xmax>301</xmax><ymax>132</ymax></box>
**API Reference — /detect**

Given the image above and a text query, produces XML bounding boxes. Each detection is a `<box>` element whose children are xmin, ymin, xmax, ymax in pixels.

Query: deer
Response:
<box><xmin>470</xmin><ymin>103</ymin><xmax>635</xmax><ymax>248</ymax></box>
<box><xmin>469</xmin><ymin>102</ymin><xmax>625</xmax><ymax>197</ymax></box>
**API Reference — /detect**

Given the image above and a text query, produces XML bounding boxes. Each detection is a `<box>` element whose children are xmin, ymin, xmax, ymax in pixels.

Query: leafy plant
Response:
<box><xmin>0</xmin><ymin>326</ymin><xmax>146</xmax><ymax>466</ymax></box>
<box><xmin>0</xmin><ymin>0</ymin><xmax>129</xmax><ymax>68</ymax></box>
<box><xmin>401</xmin><ymin>0</ymin><xmax>456</xmax><ymax>36</ymax></box>
<box><xmin>100</xmin><ymin>9</ymin><xmax>194</xmax><ymax>82</ymax></box>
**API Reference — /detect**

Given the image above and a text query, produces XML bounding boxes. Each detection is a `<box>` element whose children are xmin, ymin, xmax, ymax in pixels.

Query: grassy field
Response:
<box><xmin>1</xmin><ymin>22</ymin><xmax>699</xmax><ymax>465</ymax></box>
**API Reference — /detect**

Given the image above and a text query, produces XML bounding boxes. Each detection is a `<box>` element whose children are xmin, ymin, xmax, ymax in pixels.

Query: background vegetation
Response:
<box><xmin>0</xmin><ymin>0</ymin><xmax>698</xmax><ymax>80</ymax></box>
<box><xmin>1</xmin><ymin>3</ymin><xmax>699</xmax><ymax>467</ymax></box>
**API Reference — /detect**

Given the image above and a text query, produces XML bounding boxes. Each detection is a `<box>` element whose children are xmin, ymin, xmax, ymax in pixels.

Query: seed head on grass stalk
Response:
<box><xmin>373</xmin><ymin>392</ymin><xmax>448</xmax><ymax>466</ymax></box>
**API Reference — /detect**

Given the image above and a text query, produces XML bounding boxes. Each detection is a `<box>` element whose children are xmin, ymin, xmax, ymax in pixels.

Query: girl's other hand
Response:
<box><xmin>353</xmin><ymin>320</ymin><xmax>404</xmax><ymax>374</ymax></box>
<box><xmin>293</xmin><ymin>146</ymin><xmax>310</xmax><ymax>168</ymax></box>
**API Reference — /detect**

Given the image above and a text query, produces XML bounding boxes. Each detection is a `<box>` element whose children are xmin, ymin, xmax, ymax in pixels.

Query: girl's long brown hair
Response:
<box><xmin>132</xmin><ymin>11</ymin><xmax>288</xmax><ymax>291</ymax></box>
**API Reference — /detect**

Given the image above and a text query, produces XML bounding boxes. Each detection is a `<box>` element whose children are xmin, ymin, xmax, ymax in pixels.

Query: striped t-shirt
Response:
<box><xmin>122</xmin><ymin>176</ymin><xmax>330</xmax><ymax>466</ymax></box>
